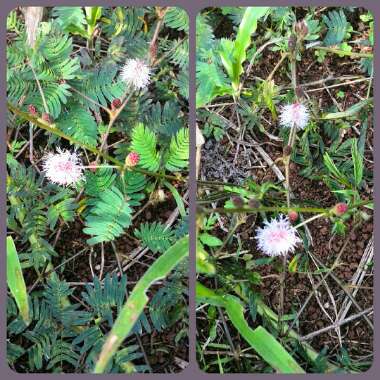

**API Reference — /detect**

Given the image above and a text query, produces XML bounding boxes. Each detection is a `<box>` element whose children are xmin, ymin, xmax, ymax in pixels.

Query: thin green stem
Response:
<box><xmin>199</xmin><ymin>205</ymin><xmax>328</xmax><ymax>215</ymax></box>
<box><xmin>312</xmin><ymin>46</ymin><xmax>373</xmax><ymax>59</ymax></box>
<box><xmin>198</xmin><ymin>199</ymin><xmax>371</xmax><ymax>216</ymax></box>
<box><xmin>81</xmin><ymin>165</ymin><xmax>118</xmax><ymax>169</ymax></box>
<box><xmin>7</xmin><ymin>102</ymin><xmax>184</xmax><ymax>183</ymax></box>
<box><xmin>95</xmin><ymin>88</ymin><xmax>134</xmax><ymax>163</ymax></box>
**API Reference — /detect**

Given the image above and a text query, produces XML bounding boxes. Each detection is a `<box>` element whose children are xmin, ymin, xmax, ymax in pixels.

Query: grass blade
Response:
<box><xmin>351</xmin><ymin>139</ymin><xmax>363</xmax><ymax>188</ymax></box>
<box><xmin>321</xmin><ymin>98</ymin><xmax>372</xmax><ymax>120</ymax></box>
<box><xmin>6</xmin><ymin>236</ymin><xmax>30</xmax><ymax>325</ymax></box>
<box><xmin>220</xmin><ymin>7</ymin><xmax>269</xmax><ymax>93</ymax></box>
<box><xmin>196</xmin><ymin>283</ymin><xmax>305</xmax><ymax>373</ymax></box>
<box><xmin>94</xmin><ymin>235</ymin><xmax>189</xmax><ymax>373</ymax></box>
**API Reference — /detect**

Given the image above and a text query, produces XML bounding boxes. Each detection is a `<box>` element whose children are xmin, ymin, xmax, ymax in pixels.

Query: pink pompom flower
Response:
<box><xmin>279</xmin><ymin>102</ymin><xmax>309</xmax><ymax>130</ymax></box>
<box><xmin>42</xmin><ymin>148</ymin><xmax>84</xmax><ymax>186</ymax></box>
<box><xmin>255</xmin><ymin>214</ymin><xmax>301</xmax><ymax>257</ymax></box>
<box><xmin>120</xmin><ymin>59</ymin><xmax>150</xmax><ymax>90</ymax></box>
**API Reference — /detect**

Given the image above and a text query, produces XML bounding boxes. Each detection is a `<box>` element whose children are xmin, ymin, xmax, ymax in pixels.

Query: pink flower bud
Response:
<box><xmin>112</xmin><ymin>98</ymin><xmax>122</xmax><ymax>109</ymax></box>
<box><xmin>88</xmin><ymin>161</ymin><xmax>98</xmax><ymax>173</ymax></box>
<box><xmin>295</xmin><ymin>20</ymin><xmax>308</xmax><ymax>38</ymax></box>
<box><xmin>288</xmin><ymin>35</ymin><xmax>297</xmax><ymax>51</ymax></box>
<box><xmin>288</xmin><ymin>210</ymin><xmax>298</xmax><ymax>223</ymax></box>
<box><xmin>231</xmin><ymin>196</ymin><xmax>244</xmax><ymax>207</ymax></box>
<box><xmin>42</xmin><ymin>113</ymin><xmax>52</xmax><ymax>123</ymax></box>
<box><xmin>125</xmin><ymin>152</ymin><xmax>140</xmax><ymax>167</ymax></box>
<box><xmin>332</xmin><ymin>203</ymin><xmax>348</xmax><ymax>216</ymax></box>
<box><xmin>28</xmin><ymin>104</ymin><xmax>38</xmax><ymax>116</ymax></box>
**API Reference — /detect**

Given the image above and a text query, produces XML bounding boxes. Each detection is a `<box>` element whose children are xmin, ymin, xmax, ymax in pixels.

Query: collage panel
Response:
<box><xmin>6</xmin><ymin>6</ymin><xmax>189</xmax><ymax>373</ymax></box>
<box><xmin>196</xmin><ymin>6</ymin><xmax>374</xmax><ymax>374</ymax></box>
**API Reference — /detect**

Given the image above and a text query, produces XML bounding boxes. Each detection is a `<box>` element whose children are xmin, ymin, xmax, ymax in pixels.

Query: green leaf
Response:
<box><xmin>219</xmin><ymin>38</ymin><xmax>235</xmax><ymax>83</ymax></box>
<box><xmin>288</xmin><ymin>254</ymin><xmax>299</xmax><ymax>273</ymax></box>
<box><xmin>196</xmin><ymin>14</ymin><xmax>233</xmax><ymax>107</ymax></box>
<box><xmin>83</xmin><ymin>186</ymin><xmax>132</xmax><ymax>244</ymax></box>
<box><xmin>322</xmin><ymin>10</ymin><xmax>348</xmax><ymax>46</ymax></box>
<box><xmin>196</xmin><ymin>241</ymin><xmax>216</xmax><ymax>274</ymax></box>
<box><xmin>220</xmin><ymin>7</ymin><xmax>269</xmax><ymax>92</ymax></box>
<box><xmin>196</xmin><ymin>283</ymin><xmax>305</xmax><ymax>373</ymax></box>
<box><xmin>47</xmin><ymin>197</ymin><xmax>77</xmax><ymax>229</ymax></box>
<box><xmin>53</xmin><ymin>7</ymin><xmax>87</xmax><ymax>37</ymax></box>
<box><xmin>198</xmin><ymin>282</ymin><xmax>341</xmax><ymax>372</ymax></box>
<box><xmin>94</xmin><ymin>235</ymin><xmax>189</xmax><ymax>373</ymax></box>
<box><xmin>130</xmin><ymin>123</ymin><xmax>161</xmax><ymax>172</ymax></box>
<box><xmin>260</xmin><ymin>79</ymin><xmax>278</xmax><ymax>119</ymax></box>
<box><xmin>199</xmin><ymin>232</ymin><xmax>223</xmax><ymax>247</ymax></box>
<box><xmin>323</xmin><ymin>153</ymin><xmax>350</xmax><ymax>186</ymax></box>
<box><xmin>196</xmin><ymin>59</ymin><xmax>232</xmax><ymax>107</ymax></box>
<box><xmin>85</xmin><ymin>7</ymin><xmax>102</xmax><ymax>32</ymax></box>
<box><xmin>164</xmin><ymin>7</ymin><xmax>189</xmax><ymax>32</ymax></box>
<box><xmin>7</xmin><ymin>236</ymin><xmax>30</xmax><ymax>325</ymax></box>
<box><xmin>165</xmin><ymin>128</ymin><xmax>189</xmax><ymax>172</ymax></box>
<box><xmin>351</xmin><ymin>139</ymin><xmax>363</xmax><ymax>188</ymax></box>
<box><xmin>57</xmin><ymin>104</ymin><xmax>98</xmax><ymax>147</ymax></box>
<box><xmin>163</xmin><ymin>180</ymin><xmax>186</xmax><ymax>217</ymax></box>
<box><xmin>134</xmin><ymin>222</ymin><xmax>174</xmax><ymax>254</ymax></box>
<box><xmin>321</xmin><ymin>98</ymin><xmax>372</xmax><ymax>120</ymax></box>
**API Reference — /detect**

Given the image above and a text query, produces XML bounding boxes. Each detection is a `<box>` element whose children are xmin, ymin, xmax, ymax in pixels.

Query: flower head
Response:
<box><xmin>255</xmin><ymin>214</ymin><xmax>301</xmax><ymax>257</ymax></box>
<box><xmin>42</xmin><ymin>148</ymin><xmax>84</xmax><ymax>186</ymax></box>
<box><xmin>120</xmin><ymin>59</ymin><xmax>150</xmax><ymax>90</ymax></box>
<box><xmin>279</xmin><ymin>102</ymin><xmax>309</xmax><ymax>130</ymax></box>
<box><xmin>125</xmin><ymin>152</ymin><xmax>140</xmax><ymax>168</ymax></box>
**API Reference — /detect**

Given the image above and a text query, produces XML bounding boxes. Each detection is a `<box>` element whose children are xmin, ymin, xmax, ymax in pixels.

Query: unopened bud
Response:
<box><xmin>112</xmin><ymin>98</ymin><xmax>122</xmax><ymax>109</ymax></box>
<box><xmin>248</xmin><ymin>198</ymin><xmax>260</xmax><ymax>209</ymax></box>
<box><xmin>28</xmin><ymin>104</ymin><xmax>38</xmax><ymax>116</ymax></box>
<box><xmin>331</xmin><ymin>203</ymin><xmax>348</xmax><ymax>216</ymax></box>
<box><xmin>125</xmin><ymin>152</ymin><xmax>140</xmax><ymax>168</ymax></box>
<box><xmin>288</xmin><ymin>210</ymin><xmax>298</xmax><ymax>223</ymax></box>
<box><xmin>231</xmin><ymin>196</ymin><xmax>244</xmax><ymax>208</ymax></box>
<box><xmin>295</xmin><ymin>20</ymin><xmax>308</xmax><ymax>38</ymax></box>
<box><xmin>42</xmin><ymin>113</ymin><xmax>52</xmax><ymax>123</ymax></box>
<box><xmin>152</xmin><ymin>189</ymin><xmax>166</xmax><ymax>203</ymax></box>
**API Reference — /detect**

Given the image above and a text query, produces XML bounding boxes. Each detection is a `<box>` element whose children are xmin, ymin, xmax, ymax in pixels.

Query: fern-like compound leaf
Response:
<box><xmin>165</xmin><ymin>128</ymin><xmax>189</xmax><ymax>172</ymax></box>
<box><xmin>129</xmin><ymin>123</ymin><xmax>161</xmax><ymax>172</ymax></box>
<box><xmin>83</xmin><ymin>186</ymin><xmax>132</xmax><ymax>245</ymax></box>
<box><xmin>57</xmin><ymin>104</ymin><xmax>99</xmax><ymax>147</ymax></box>
<box><xmin>164</xmin><ymin>8</ymin><xmax>189</xmax><ymax>32</ymax></box>
<box><xmin>134</xmin><ymin>222</ymin><xmax>174</xmax><ymax>253</ymax></box>
<box><xmin>322</xmin><ymin>10</ymin><xmax>348</xmax><ymax>46</ymax></box>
